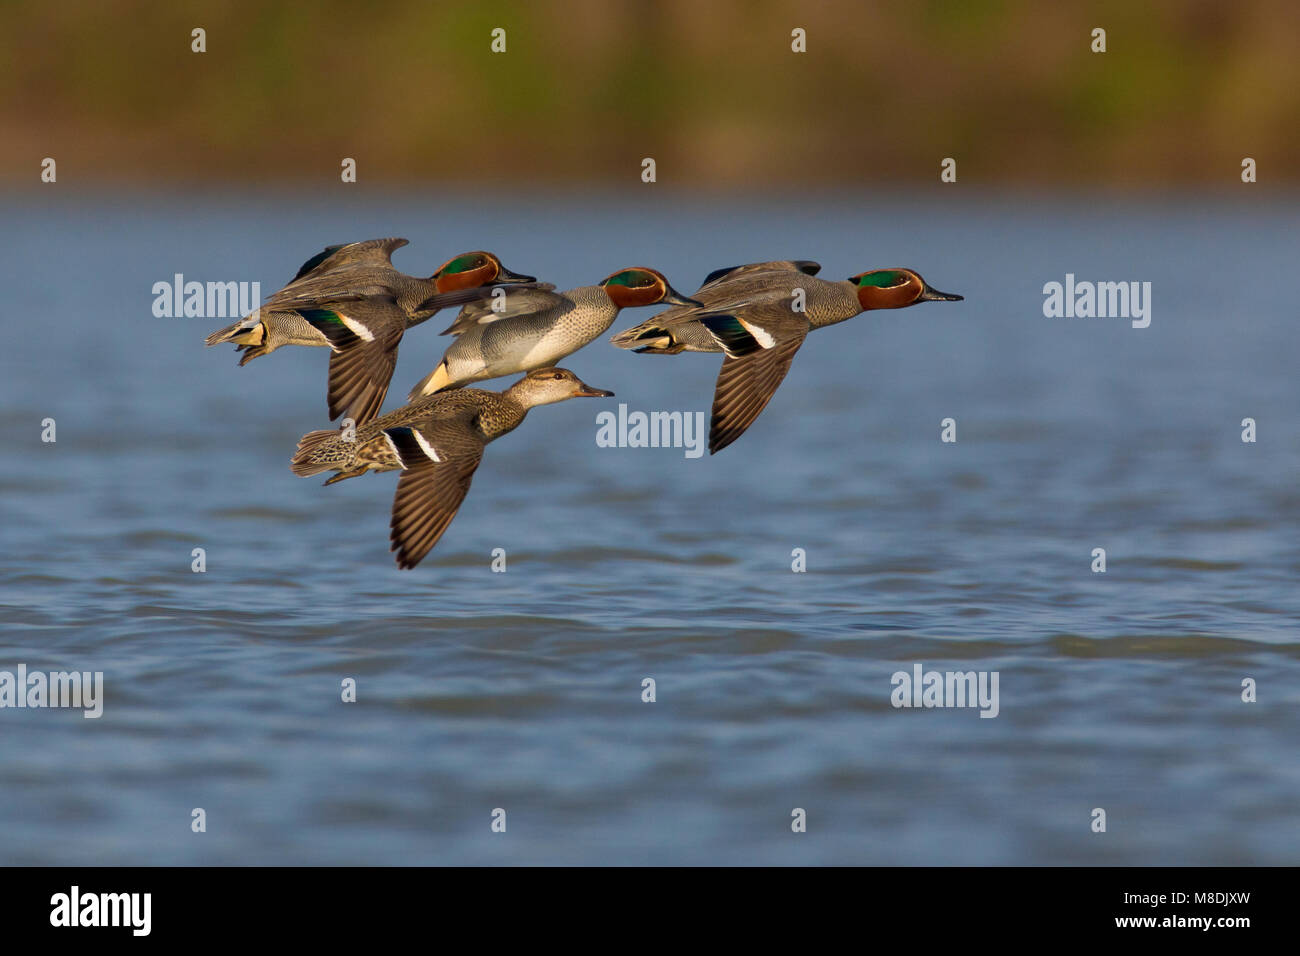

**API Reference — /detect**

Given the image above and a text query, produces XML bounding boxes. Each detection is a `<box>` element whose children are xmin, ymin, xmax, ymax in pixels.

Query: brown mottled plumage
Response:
<box><xmin>290</xmin><ymin>368</ymin><xmax>614</xmax><ymax>569</ymax></box>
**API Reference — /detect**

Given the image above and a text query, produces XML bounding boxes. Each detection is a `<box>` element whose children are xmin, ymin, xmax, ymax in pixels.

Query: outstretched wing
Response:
<box><xmin>289</xmin><ymin>238</ymin><xmax>409</xmax><ymax>283</ymax></box>
<box><xmin>324</xmin><ymin>329</ymin><xmax>401</xmax><ymax>424</ymax></box>
<box><xmin>706</xmin><ymin>315</ymin><xmax>809</xmax><ymax>454</ymax></box>
<box><xmin>437</xmin><ymin>286</ymin><xmax>566</xmax><ymax>336</ymax></box>
<box><xmin>262</xmin><ymin>238</ymin><xmax>412</xmax><ymax>312</ymax></box>
<box><xmin>385</xmin><ymin>422</ymin><xmax>487</xmax><ymax>568</ymax></box>
<box><xmin>297</xmin><ymin>298</ymin><xmax>407</xmax><ymax>424</ymax></box>
<box><xmin>699</xmin><ymin>260</ymin><xmax>821</xmax><ymax>289</ymax></box>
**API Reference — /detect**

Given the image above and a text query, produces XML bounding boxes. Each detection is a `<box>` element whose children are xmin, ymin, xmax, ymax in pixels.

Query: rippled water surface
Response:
<box><xmin>2</xmin><ymin>192</ymin><xmax>1298</xmax><ymax>864</ymax></box>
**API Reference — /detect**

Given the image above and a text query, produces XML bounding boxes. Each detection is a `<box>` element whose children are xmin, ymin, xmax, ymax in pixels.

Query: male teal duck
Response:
<box><xmin>291</xmin><ymin>368</ymin><xmax>614</xmax><ymax>569</ymax></box>
<box><xmin>206</xmin><ymin>240</ymin><xmax>538</xmax><ymax>423</ymax></box>
<box><xmin>610</xmin><ymin>261</ymin><xmax>962</xmax><ymax>453</ymax></box>
<box><xmin>407</xmin><ymin>267</ymin><xmax>699</xmax><ymax>398</ymax></box>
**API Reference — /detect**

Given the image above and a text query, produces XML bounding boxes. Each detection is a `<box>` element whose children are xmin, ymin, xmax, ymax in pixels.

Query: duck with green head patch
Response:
<box><xmin>204</xmin><ymin>239</ymin><xmax>539</xmax><ymax>424</ymax></box>
<box><xmin>610</xmin><ymin>261</ymin><xmax>962</xmax><ymax>453</ymax></box>
<box><xmin>409</xmin><ymin>266</ymin><xmax>699</xmax><ymax>398</ymax></box>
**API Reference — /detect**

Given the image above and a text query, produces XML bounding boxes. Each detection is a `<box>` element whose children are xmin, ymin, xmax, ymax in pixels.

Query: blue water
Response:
<box><xmin>2</xmin><ymin>191</ymin><xmax>1297</xmax><ymax>864</ymax></box>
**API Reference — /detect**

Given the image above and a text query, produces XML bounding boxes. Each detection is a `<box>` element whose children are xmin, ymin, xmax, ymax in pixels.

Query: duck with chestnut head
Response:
<box><xmin>609</xmin><ymin>260</ymin><xmax>962</xmax><ymax>453</ymax></box>
<box><xmin>205</xmin><ymin>240</ymin><xmax>539</xmax><ymax>424</ymax></box>
<box><xmin>409</xmin><ymin>266</ymin><xmax>700</xmax><ymax>398</ymax></box>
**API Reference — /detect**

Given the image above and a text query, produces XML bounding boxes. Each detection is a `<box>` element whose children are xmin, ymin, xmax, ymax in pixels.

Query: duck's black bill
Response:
<box><xmin>577</xmin><ymin>386</ymin><xmax>615</xmax><ymax>398</ymax></box>
<box><xmin>665</xmin><ymin>286</ymin><xmax>704</xmax><ymax>307</ymax></box>
<box><xmin>498</xmin><ymin>267</ymin><xmax>537</xmax><ymax>284</ymax></box>
<box><xmin>921</xmin><ymin>286</ymin><xmax>964</xmax><ymax>302</ymax></box>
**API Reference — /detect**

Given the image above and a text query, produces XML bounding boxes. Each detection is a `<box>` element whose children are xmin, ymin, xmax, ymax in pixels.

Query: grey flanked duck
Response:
<box><xmin>205</xmin><ymin>239</ymin><xmax>538</xmax><ymax>423</ymax></box>
<box><xmin>290</xmin><ymin>368</ymin><xmax>614</xmax><ymax>569</ymax></box>
<box><xmin>407</xmin><ymin>267</ymin><xmax>700</xmax><ymax>399</ymax></box>
<box><xmin>610</xmin><ymin>262</ymin><xmax>963</xmax><ymax>453</ymax></box>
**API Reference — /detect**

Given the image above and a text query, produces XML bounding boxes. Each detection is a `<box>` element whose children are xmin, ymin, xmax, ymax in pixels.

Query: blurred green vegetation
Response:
<box><xmin>2</xmin><ymin>0</ymin><xmax>1296</xmax><ymax>187</ymax></box>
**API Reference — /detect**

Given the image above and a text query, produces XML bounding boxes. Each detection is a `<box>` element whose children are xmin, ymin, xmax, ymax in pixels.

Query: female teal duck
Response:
<box><xmin>610</xmin><ymin>261</ymin><xmax>962</xmax><ymax>453</ymax></box>
<box><xmin>408</xmin><ymin>267</ymin><xmax>699</xmax><ymax>398</ymax></box>
<box><xmin>291</xmin><ymin>368</ymin><xmax>614</xmax><ymax>569</ymax></box>
<box><xmin>206</xmin><ymin>239</ymin><xmax>537</xmax><ymax>423</ymax></box>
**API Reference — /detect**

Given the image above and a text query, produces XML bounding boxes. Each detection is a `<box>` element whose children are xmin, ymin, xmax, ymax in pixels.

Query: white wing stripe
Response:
<box><xmin>340</xmin><ymin>315</ymin><xmax>375</xmax><ymax>342</ymax></box>
<box><xmin>412</xmin><ymin>431</ymin><xmax>442</xmax><ymax>462</ymax></box>
<box><xmin>739</xmin><ymin>319</ymin><xmax>776</xmax><ymax>349</ymax></box>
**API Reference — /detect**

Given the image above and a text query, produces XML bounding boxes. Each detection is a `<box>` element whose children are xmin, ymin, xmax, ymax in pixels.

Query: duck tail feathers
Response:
<box><xmin>206</xmin><ymin>316</ymin><xmax>266</xmax><ymax>349</ymax></box>
<box><xmin>610</xmin><ymin>322</ymin><xmax>687</xmax><ymax>353</ymax></box>
<box><xmin>291</xmin><ymin>429</ymin><xmax>351</xmax><ymax>477</ymax></box>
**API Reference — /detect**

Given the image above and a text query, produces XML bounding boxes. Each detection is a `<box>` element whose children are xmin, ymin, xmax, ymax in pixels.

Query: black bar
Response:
<box><xmin>1</xmin><ymin>867</ymin><xmax>1284</xmax><ymax>941</ymax></box>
